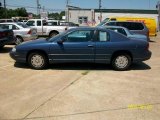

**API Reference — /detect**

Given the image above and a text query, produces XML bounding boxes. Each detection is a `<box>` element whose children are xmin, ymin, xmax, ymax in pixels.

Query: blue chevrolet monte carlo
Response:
<box><xmin>10</xmin><ymin>27</ymin><xmax>151</xmax><ymax>71</ymax></box>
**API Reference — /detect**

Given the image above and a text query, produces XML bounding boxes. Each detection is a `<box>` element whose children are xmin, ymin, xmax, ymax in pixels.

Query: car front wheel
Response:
<box><xmin>112</xmin><ymin>54</ymin><xmax>131</xmax><ymax>71</ymax></box>
<box><xmin>28</xmin><ymin>52</ymin><xmax>48</xmax><ymax>70</ymax></box>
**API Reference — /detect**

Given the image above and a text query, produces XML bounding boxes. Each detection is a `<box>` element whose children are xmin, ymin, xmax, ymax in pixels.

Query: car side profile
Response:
<box><xmin>104</xmin><ymin>26</ymin><xmax>148</xmax><ymax>41</ymax></box>
<box><xmin>10</xmin><ymin>27</ymin><xmax>151</xmax><ymax>71</ymax></box>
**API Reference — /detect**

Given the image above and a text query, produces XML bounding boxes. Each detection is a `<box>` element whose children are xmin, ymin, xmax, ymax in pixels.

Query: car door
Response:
<box><xmin>95</xmin><ymin>30</ymin><xmax>113</xmax><ymax>64</ymax></box>
<box><xmin>49</xmin><ymin>30</ymin><xmax>95</xmax><ymax>63</ymax></box>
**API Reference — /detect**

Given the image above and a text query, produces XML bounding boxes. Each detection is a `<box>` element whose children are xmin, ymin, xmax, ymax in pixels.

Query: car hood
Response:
<box><xmin>20</xmin><ymin>38</ymin><xmax>49</xmax><ymax>45</ymax></box>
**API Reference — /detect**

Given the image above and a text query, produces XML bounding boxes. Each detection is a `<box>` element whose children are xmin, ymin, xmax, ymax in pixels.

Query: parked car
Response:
<box><xmin>26</xmin><ymin>19</ymin><xmax>77</xmax><ymax>37</ymax></box>
<box><xmin>98</xmin><ymin>17</ymin><xmax>157</xmax><ymax>36</ymax></box>
<box><xmin>98</xmin><ymin>21</ymin><xmax>150</xmax><ymax>41</ymax></box>
<box><xmin>0</xmin><ymin>28</ymin><xmax>15</xmax><ymax>49</ymax></box>
<box><xmin>0</xmin><ymin>19</ymin><xmax>14</xmax><ymax>23</ymax></box>
<box><xmin>10</xmin><ymin>27</ymin><xmax>151</xmax><ymax>71</ymax></box>
<box><xmin>0</xmin><ymin>22</ymin><xmax>37</xmax><ymax>45</ymax></box>
<box><xmin>103</xmin><ymin>26</ymin><xmax>148</xmax><ymax>41</ymax></box>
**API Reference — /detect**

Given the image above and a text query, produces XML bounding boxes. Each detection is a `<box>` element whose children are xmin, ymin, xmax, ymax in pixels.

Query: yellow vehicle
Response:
<box><xmin>101</xmin><ymin>17</ymin><xmax>157</xmax><ymax>36</ymax></box>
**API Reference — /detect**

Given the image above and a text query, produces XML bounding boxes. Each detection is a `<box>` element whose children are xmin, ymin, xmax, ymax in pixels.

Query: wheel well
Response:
<box><xmin>26</xmin><ymin>50</ymin><xmax>49</xmax><ymax>62</ymax></box>
<box><xmin>111</xmin><ymin>50</ymin><xmax>133</xmax><ymax>61</ymax></box>
<box><xmin>49</xmin><ymin>30</ymin><xmax>59</xmax><ymax>36</ymax></box>
<box><xmin>16</xmin><ymin>35</ymin><xmax>23</xmax><ymax>41</ymax></box>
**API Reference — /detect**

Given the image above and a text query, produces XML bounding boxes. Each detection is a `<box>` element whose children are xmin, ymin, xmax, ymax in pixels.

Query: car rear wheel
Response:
<box><xmin>49</xmin><ymin>31</ymin><xmax>58</xmax><ymax>38</ymax></box>
<box><xmin>112</xmin><ymin>54</ymin><xmax>131</xmax><ymax>71</ymax></box>
<box><xmin>28</xmin><ymin>52</ymin><xmax>48</xmax><ymax>70</ymax></box>
<box><xmin>15</xmin><ymin>36</ymin><xmax>23</xmax><ymax>45</ymax></box>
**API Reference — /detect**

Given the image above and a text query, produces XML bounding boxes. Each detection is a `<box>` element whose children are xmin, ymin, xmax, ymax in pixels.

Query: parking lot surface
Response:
<box><xmin>0</xmin><ymin>34</ymin><xmax>160</xmax><ymax>120</ymax></box>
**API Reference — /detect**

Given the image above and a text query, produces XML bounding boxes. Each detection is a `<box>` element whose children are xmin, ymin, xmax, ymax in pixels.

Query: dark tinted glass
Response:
<box><xmin>117</xmin><ymin>22</ymin><xmax>144</xmax><ymax>30</ymax></box>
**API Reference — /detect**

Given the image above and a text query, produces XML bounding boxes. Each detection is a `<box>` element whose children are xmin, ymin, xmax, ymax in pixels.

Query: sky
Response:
<box><xmin>2</xmin><ymin>0</ymin><xmax>160</xmax><ymax>13</ymax></box>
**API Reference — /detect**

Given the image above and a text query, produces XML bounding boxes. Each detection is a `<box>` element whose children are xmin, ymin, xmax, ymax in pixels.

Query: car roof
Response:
<box><xmin>104</xmin><ymin>26</ymin><xmax>127</xmax><ymax>29</ymax></box>
<box><xmin>70</xmin><ymin>27</ymin><xmax>107</xmax><ymax>31</ymax></box>
<box><xmin>108</xmin><ymin>21</ymin><xmax>144</xmax><ymax>24</ymax></box>
<box><xmin>0</xmin><ymin>22</ymin><xmax>18</xmax><ymax>25</ymax></box>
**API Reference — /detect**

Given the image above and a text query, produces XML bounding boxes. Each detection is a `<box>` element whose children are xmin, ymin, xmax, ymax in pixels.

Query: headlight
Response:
<box><xmin>12</xmin><ymin>48</ymin><xmax>16</xmax><ymax>52</ymax></box>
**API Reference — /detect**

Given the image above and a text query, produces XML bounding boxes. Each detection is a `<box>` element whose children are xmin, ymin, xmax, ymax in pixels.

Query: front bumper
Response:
<box><xmin>10</xmin><ymin>51</ymin><xmax>27</xmax><ymax>63</ymax></box>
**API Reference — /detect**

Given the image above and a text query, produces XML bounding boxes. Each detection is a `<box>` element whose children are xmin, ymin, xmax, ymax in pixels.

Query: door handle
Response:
<box><xmin>88</xmin><ymin>45</ymin><xmax>94</xmax><ymax>47</ymax></box>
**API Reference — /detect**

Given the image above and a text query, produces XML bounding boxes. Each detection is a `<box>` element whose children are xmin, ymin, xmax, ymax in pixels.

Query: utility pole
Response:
<box><xmin>4</xmin><ymin>0</ymin><xmax>7</xmax><ymax>18</ymax></box>
<box><xmin>43</xmin><ymin>6</ymin><xmax>45</xmax><ymax>12</ymax></box>
<box><xmin>99</xmin><ymin>0</ymin><xmax>102</xmax><ymax>22</ymax></box>
<box><xmin>37</xmin><ymin>0</ymin><xmax>41</xmax><ymax>18</ymax></box>
<box><xmin>66</xmin><ymin>0</ymin><xmax>69</xmax><ymax>22</ymax></box>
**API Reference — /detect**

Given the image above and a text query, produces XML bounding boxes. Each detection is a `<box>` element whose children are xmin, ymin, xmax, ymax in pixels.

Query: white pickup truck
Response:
<box><xmin>26</xmin><ymin>19</ymin><xmax>76</xmax><ymax>37</ymax></box>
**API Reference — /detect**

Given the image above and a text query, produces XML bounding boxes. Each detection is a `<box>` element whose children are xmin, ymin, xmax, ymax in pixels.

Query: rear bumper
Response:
<box><xmin>133</xmin><ymin>50</ymin><xmax>152</xmax><ymax>62</ymax></box>
<box><xmin>0</xmin><ymin>37</ymin><xmax>15</xmax><ymax>46</ymax></box>
<box><xmin>22</xmin><ymin>34</ymin><xmax>38</xmax><ymax>41</ymax></box>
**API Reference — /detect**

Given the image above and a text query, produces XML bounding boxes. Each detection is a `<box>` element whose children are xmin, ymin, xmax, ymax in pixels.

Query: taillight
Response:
<box><xmin>0</xmin><ymin>32</ymin><xmax>7</xmax><ymax>38</ymax></box>
<box><xmin>27</xmin><ymin>30</ymin><xmax>32</xmax><ymax>34</ymax></box>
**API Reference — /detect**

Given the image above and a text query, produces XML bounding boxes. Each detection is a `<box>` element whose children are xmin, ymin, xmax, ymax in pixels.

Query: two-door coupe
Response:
<box><xmin>10</xmin><ymin>27</ymin><xmax>151</xmax><ymax>71</ymax></box>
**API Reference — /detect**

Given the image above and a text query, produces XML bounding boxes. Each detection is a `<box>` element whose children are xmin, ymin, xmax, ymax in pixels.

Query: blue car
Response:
<box><xmin>10</xmin><ymin>27</ymin><xmax>151</xmax><ymax>71</ymax></box>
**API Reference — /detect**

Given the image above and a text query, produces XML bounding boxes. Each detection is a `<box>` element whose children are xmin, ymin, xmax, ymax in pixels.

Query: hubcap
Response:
<box><xmin>15</xmin><ymin>38</ymin><xmax>22</xmax><ymax>45</ymax></box>
<box><xmin>31</xmin><ymin>55</ymin><xmax>44</xmax><ymax>68</ymax></box>
<box><xmin>115</xmin><ymin>56</ymin><xmax>129</xmax><ymax>69</ymax></box>
<box><xmin>51</xmin><ymin>33</ymin><xmax>57</xmax><ymax>37</ymax></box>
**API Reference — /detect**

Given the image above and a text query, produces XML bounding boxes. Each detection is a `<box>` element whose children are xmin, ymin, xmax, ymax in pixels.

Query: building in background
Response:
<box><xmin>67</xmin><ymin>8</ymin><xmax>159</xmax><ymax>28</ymax></box>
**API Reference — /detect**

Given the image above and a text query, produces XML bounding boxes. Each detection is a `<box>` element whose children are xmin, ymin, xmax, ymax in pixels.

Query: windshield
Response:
<box><xmin>17</xmin><ymin>23</ymin><xmax>29</xmax><ymax>28</ymax></box>
<box><xmin>48</xmin><ymin>30</ymin><xmax>69</xmax><ymax>42</ymax></box>
<box><xmin>97</xmin><ymin>18</ymin><xmax>110</xmax><ymax>26</ymax></box>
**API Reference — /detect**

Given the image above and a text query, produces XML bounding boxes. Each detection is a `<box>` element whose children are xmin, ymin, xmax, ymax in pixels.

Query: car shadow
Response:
<box><xmin>14</xmin><ymin>62</ymin><xmax>151</xmax><ymax>71</ymax></box>
<box><xmin>131</xmin><ymin>62</ymin><xmax>151</xmax><ymax>70</ymax></box>
<box><xmin>149</xmin><ymin>40</ymin><xmax>156</xmax><ymax>43</ymax></box>
<box><xmin>0</xmin><ymin>46</ymin><xmax>13</xmax><ymax>53</ymax></box>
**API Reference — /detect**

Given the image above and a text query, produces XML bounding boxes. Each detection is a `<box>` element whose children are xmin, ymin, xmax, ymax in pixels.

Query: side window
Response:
<box><xmin>37</xmin><ymin>21</ymin><xmax>41</xmax><ymax>26</ymax></box>
<box><xmin>64</xmin><ymin>30</ymin><xmax>94</xmax><ymax>42</ymax></box>
<box><xmin>12</xmin><ymin>25</ymin><xmax>19</xmax><ymax>30</ymax></box>
<box><xmin>117</xmin><ymin>28</ymin><xmax>127</xmax><ymax>36</ymax></box>
<box><xmin>26</xmin><ymin>21</ymin><xmax>35</xmax><ymax>26</ymax></box>
<box><xmin>99</xmin><ymin>31</ymin><xmax>110</xmax><ymax>42</ymax></box>
<box><xmin>1</xmin><ymin>24</ymin><xmax>18</xmax><ymax>30</ymax></box>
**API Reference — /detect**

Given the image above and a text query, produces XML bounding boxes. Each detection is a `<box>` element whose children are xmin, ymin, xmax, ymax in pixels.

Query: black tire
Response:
<box><xmin>28</xmin><ymin>52</ymin><xmax>48</xmax><ymax>70</ymax></box>
<box><xmin>49</xmin><ymin>31</ymin><xmax>58</xmax><ymax>38</ymax></box>
<box><xmin>15</xmin><ymin>36</ymin><xmax>23</xmax><ymax>45</ymax></box>
<box><xmin>111</xmin><ymin>54</ymin><xmax>131</xmax><ymax>71</ymax></box>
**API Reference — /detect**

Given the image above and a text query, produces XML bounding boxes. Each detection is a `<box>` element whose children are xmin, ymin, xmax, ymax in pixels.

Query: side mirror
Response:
<box><xmin>57</xmin><ymin>40</ymin><xmax>63</xmax><ymax>44</ymax></box>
